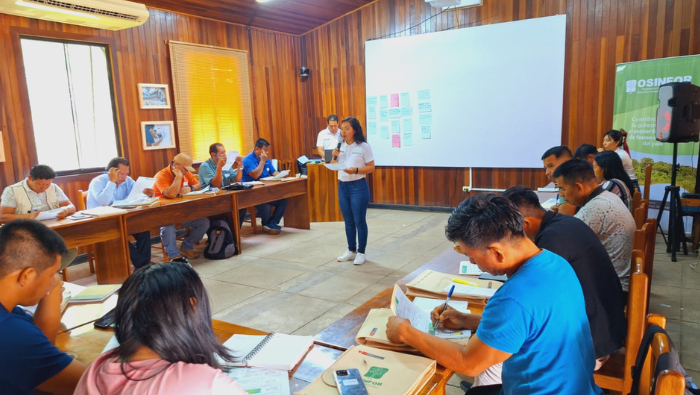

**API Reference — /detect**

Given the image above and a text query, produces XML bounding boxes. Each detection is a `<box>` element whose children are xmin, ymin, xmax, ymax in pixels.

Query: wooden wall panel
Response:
<box><xmin>300</xmin><ymin>0</ymin><xmax>700</xmax><ymax>207</ymax></box>
<box><xmin>0</xmin><ymin>9</ymin><xmax>302</xmax><ymax>206</ymax></box>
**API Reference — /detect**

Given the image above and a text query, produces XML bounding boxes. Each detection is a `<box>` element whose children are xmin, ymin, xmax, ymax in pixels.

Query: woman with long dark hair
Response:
<box><xmin>74</xmin><ymin>263</ymin><xmax>246</xmax><ymax>394</ymax></box>
<box><xmin>332</xmin><ymin>117</ymin><xmax>375</xmax><ymax>265</ymax></box>
<box><xmin>594</xmin><ymin>151</ymin><xmax>635</xmax><ymax>211</ymax></box>
<box><xmin>601</xmin><ymin>129</ymin><xmax>639</xmax><ymax>190</ymax></box>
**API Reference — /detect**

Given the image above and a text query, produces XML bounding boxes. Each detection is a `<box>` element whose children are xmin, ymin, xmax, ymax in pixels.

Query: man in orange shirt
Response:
<box><xmin>153</xmin><ymin>154</ymin><xmax>209</xmax><ymax>264</ymax></box>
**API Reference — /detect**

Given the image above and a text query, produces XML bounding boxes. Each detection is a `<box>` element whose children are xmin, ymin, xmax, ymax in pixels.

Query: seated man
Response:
<box><xmin>0</xmin><ymin>220</ymin><xmax>86</xmax><ymax>394</ymax></box>
<box><xmin>316</xmin><ymin>114</ymin><xmax>340</xmax><ymax>158</ymax></box>
<box><xmin>553</xmin><ymin>159</ymin><xmax>636</xmax><ymax>300</ymax></box>
<box><xmin>199</xmin><ymin>143</ymin><xmax>243</xmax><ymax>188</ymax></box>
<box><xmin>574</xmin><ymin>143</ymin><xmax>598</xmax><ymax>164</ymax></box>
<box><xmin>540</xmin><ymin>145</ymin><xmax>576</xmax><ymax>215</ymax></box>
<box><xmin>241</xmin><ymin>139</ymin><xmax>287</xmax><ymax>235</ymax></box>
<box><xmin>385</xmin><ymin>194</ymin><xmax>601</xmax><ymax>395</ymax></box>
<box><xmin>87</xmin><ymin>157</ymin><xmax>153</xmax><ymax>269</ymax></box>
<box><xmin>153</xmin><ymin>154</ymin><xmax>210</xmax><ymax>263</ymax></box>
<box><xmin>504</xmin><ymin>186</ymin><xmax>626</xmax><ymax>367</ymax></box>
<box><xmin>0</xmin><ymin>165</ymin><xmax>76</xmax><ymax>223</ymax></box>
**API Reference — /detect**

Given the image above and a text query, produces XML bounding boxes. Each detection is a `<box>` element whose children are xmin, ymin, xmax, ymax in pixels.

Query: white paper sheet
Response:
<box><xmin>391</xmin><ymin>285</ymin><xmax>471</xmax><ymax>339</ymax></box>
<box><xmin>412</xmin><ymin>297</ymin><xmax>469</xmax><ymax>313</ymax></box>
<box><xmin>459</xmin><ymin>261</ymin><xmax>483</xmax><ymax>276</ymax></box>
<box><xmin>444</xmin><ymin>283</ymin><xmax>497</xmax><ymax>298</ymax></box>
<box><xmin>36</xmin><ymin>208</ymin><xmax>64</xmax><ymax>221</ymax></box>
<box><xmin>226</xmin><ymin>367</ymin><xmax>290</xmax><ymax>395</ymax></box>
<box><xmin>221</xmin><ymin>151</ymin><xmax>240</xmax><ymax>171</ymax></box>
<box><xmin>297</xmin><ymin>155</ymin><xmax>309</xmax><ymax>165</ymax></box>
<box><xmin>323</xmin><ymin>162</ymin><xmax>348</xmax><ymax>171</ymax></box>
<box><xmin>112</xmin><ymin>176</ymin><xmax>156</xmax><ymax>205</ymax></box>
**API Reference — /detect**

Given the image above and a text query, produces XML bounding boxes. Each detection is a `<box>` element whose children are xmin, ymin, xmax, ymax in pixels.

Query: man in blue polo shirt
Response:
<box><xmin>0</xmin><ymin>220</ymin><xmax>86</xmax><ymax>394</ymax></box>
<box><xmin>385</xmin><ymin>194</ymin><xmax>602</xmax><ymax>395</ymax></box>
<box><xmin>241</xmin><ymin>138</ymin><xmax>287</xmax><ymax>235</ymax></box>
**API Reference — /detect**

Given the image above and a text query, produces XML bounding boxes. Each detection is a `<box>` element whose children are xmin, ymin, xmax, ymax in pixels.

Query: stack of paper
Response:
<box><xmin>36</xmin><ymin>208</ymin><xmax>65</xmax><ymax>221</ymax></box>
<box><xmin>295</xmin><ymin>345</ymin><xmax>436</xmax><ymax>395</ymax></box>
<box><xmin>79</xmin><ymin>206</ymin><xmax>128</xmax><ymax>217</ymax></box>
<box><xmin>181</xmin><ymin>186</ymin><xmax>215</xmax><ymax>199</ymax></box>
<box><xmin>261</xmin><ymin>170</ymin><xmax>291</xmax><ymax>181</ymax></box>
<box><xmin>68</xmin><ymin>284</ymin><xmax>120</xmax><ymax>304</ymax></box>
<box><xmin>112</xmin><ymin>177</ymin><xmax>158</xmax><ymax>207</ymax></box>
<box><xmin>405</xmin><ymin>270</ymin><xmax>501</xmax><ymax>305</ymax></box>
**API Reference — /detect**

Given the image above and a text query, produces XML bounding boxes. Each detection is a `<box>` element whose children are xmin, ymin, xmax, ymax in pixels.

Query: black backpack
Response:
<box><xmin>629</xmin><ymin>324</ymin><xmax>700</xmax><ymax>395</ymax></box>
<box><xmin>204</xmin><ymin>219</ymin><xmax>237</xmax><ymax>259</ymax></box>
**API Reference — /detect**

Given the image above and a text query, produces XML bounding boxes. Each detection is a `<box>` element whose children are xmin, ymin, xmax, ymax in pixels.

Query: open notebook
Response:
<box><xmin>222</xmin><ymin>333</ymin><xmax>313</xmax><ymax>371</ymax></box>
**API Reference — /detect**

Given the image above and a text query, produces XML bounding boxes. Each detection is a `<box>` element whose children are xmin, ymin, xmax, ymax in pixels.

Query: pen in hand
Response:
<box><xmin>434</xmin><ymin>284</ymin><xmax>456</xmax><ymax>332</ymax></box>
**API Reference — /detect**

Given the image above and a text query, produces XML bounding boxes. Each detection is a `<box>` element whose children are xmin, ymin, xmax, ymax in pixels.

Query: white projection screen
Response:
<box><xmin>364</xmin><ymin>15</ymin><xmax>566</xmax><ymax>168</ymax></box>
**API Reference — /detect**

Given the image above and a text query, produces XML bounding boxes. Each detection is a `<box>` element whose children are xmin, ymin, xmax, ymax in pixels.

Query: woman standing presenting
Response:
<box><xmin>333</xmin><ymin>117</ymin><xmax>375</xmax><ymax>265</ymax></box>
<box><xmin>600</xmin><ymin>129</ymin><xmax>639</xmax><ymax>191</ymax></box>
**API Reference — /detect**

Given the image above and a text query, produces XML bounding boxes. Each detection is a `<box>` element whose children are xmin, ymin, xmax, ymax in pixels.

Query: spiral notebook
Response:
<box><xmin>222</xmin><ymin>333</ymin><xmax>314</xmax><ymax>371</ymax></box>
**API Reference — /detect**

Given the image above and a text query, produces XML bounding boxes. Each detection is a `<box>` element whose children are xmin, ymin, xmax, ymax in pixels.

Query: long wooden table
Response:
<box><xmin>46</xmin><ymin>179</ymin><xmax>310</xmax><ymax>284</ymax></box>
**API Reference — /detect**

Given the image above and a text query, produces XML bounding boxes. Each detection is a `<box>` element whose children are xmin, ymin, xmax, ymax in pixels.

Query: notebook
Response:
<box><xmin>405</xmin><ymin>270</ymin><xmax>502</xmax><ymax>305</ymax></box>
<box><xmin>222</xmin><ymin>333</ymin><xmax>314</xmax><ymax>371</ymax></box>
<box><xmin>79</xmin><ymin>206</ymin><xmax>128</xmax><ymax>217</ymax></box>
<box><xmin>68</xmin><ymin>284</ymin><xmax>120</xmax><ymax>304</ymax></box>
<box><xmin>295</xmin><ymin>345</ymin><xmax>436</xmax><ymax>395</ymax></box>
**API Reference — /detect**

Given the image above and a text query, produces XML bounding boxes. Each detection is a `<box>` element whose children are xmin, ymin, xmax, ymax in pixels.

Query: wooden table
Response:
<box><xmin>313</xmin><ymin>248</ymin><xmax>480</xmax><ymax>395</ymax></box>
<box><xmin>307</xmin><ymin>163</ymin><xmax>342</xmax><ymax>222</ymax></box>
<box><xmin>56</xmin><ymin>319</ymin><xmax>342</xmax><ymax>393</ymax></box>
<box><xmin>46</xmin><ymin>215</ymin><xmax>129</xmax><ymax>284</ymax></box>
<box><xmin>233</xmin><ymin>179</ymin><xmax>310</xmax><ymax>250</ymax></box>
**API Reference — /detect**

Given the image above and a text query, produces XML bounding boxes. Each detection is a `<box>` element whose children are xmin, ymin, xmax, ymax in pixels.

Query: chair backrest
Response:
<box><xmin>635</xmin><ymin>201</ymin><xmax>649</xmax><ymax>229</ymax></box>
<box><xmin>623</xmin><ymin>258</ymin><xmax>650</xmax><ymax>394</ymax></box>
<box><xmin>78</xmin><ymin>190</ymin><xmax>88</xmax><ymax>211</ymax></box>
<box><xmin>642</xmin><ymin>218</ymin><xmax>657</xmax><ymax>294</ymax></box>
<box><xmin>279</xmin><ymin>159</ymin><xmax>295</xmax><ymax>173</ymax></box>
<box><xmin>655</xmin><ymin>370</ymin><xmax>687</xmax><ymax>395</ymax></box>
<box><xmin>643</xmin><ymin>163</ymin><xmax>653</xmax><ymax>201</ymax></box>
<box><xmin>639</xmin><ymin>314</ymin><xmax>668</xmax><ymax>395</ymax></box>
<box><xmin>633</xmin><ymin>192</ymin><xmax>643</xmax><ymax>213</ymax></box>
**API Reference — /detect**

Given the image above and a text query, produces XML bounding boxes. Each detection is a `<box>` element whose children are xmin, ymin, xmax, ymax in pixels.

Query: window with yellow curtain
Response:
<box><xmin>168</xmin><ymin>41</ymin><xmax>254</xmax><ymax>161</ymax></box>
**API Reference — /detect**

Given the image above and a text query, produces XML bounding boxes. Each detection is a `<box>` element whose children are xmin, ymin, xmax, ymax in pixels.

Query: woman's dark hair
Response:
<box><xmin>594</xmin><ymin>151</ymin><xmax>635</xmax><ymax>196</ymax></box>
<box><xmin>341</xmin><ymin>117</ymin><xmax>366</xmax><ymax>144</ymax></box>
<box><xmin>604</xmin><ymin>129</ymin><xmax>630</xmax><ymax>155</ymax></box>
<box><xmin>445</xmin><ymin>194</ymin><xmax>525</xmax><ymax>249</ymax></box>
<box><xmin>112</xmin><ymin>262</ymin><xmax>233</xmax><ymax>373</ymax></box>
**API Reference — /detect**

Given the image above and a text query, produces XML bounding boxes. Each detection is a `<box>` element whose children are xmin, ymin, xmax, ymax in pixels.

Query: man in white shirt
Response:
<box><xmin>553</xmin><ymin>159</ymin><xmax>636</xmax><ymax>301</ymax></box>
<box><xmin>0</xmin><ymin>165</ymin><xmax>76</xmax><ymax>223</ymax></box>
<box><xmin>316</xmin><ymin>114</ymin><xmax>340</xmax><ymax>158</ymax></box>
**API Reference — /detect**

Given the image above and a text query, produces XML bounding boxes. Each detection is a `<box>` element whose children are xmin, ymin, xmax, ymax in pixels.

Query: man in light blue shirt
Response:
<box><xmin>199</xmin><ymin>143</ymin><xmax>243</xmax><ymax>188</ymax></box>
<box><xmin>87</xmin><ymin>157</ymin><xmax>152</xmax><ymax>269</ymax></box>
<box><xmin>241</xmin><ymin>138</ymin><xmax>287</xmax><ymax>235</ymax></box>
<box><xmin>385</xmin><ymin>194</ymin><xmax>602</xmax><ymax>395</ymax></box>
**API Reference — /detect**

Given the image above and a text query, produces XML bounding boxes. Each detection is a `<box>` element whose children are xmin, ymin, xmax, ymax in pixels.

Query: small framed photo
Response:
<box><xmin>141</xmin><ymin>121</ymin><xmax>176</xmax><ymax>150</ymax></box>
<box><xmin>138</xmin><ymin>83</ymin><xmax>171</xmax><ymax>109</ymax></box>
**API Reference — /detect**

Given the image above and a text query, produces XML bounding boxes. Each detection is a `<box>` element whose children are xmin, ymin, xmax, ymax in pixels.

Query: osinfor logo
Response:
<box><xmin>626</xmin><ymin>76</ymin><xmax>693</xmax><ymax>93</ymax></box>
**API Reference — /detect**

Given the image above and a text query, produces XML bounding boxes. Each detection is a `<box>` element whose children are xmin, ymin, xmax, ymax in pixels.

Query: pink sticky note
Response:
<box><xmin>392</xmin><ymin>134</ymin><xmax>401</xmax><ymax>148</ymax></box>
<box><xmin>390</xmin><ymin>94</ymin><xmax>400</xmax><ymax>108</ymax></box>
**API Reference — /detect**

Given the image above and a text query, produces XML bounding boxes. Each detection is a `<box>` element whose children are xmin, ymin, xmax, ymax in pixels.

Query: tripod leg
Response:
<box><xmin>675</xmin><ymin>190</ymin><xmax>688</xmax><ymax>255</ymax></box>
<box><xmin>657</xmin><ymin>189</ymin><xmax>671</xmax><ymax>251</ymax></box>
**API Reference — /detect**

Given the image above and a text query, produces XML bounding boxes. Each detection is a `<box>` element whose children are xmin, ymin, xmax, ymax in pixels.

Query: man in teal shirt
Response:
<box><xmin>198</xmin><ymin>143</ymin><xmax>243</xmax><ymax>188</ymax></box>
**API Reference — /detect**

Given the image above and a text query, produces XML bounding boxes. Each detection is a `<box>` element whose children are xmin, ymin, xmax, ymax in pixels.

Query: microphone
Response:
<box><xmin>332</xmin><ymin>137</ymin><xmax>343</xmax><ymax>161</ymax></box>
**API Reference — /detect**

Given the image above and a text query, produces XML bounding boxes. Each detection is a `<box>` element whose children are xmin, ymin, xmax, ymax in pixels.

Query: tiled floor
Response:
<box><xmin>67</xmin><ymin>208</ymin><xmax>700</xmax><ymax>394</ymax></box>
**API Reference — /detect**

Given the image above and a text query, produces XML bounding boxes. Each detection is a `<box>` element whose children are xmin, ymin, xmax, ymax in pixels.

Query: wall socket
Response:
<box><xmin>462</xmin><ymin>186</ymin><xmax>470</xmax><ymax>192</ymax></box>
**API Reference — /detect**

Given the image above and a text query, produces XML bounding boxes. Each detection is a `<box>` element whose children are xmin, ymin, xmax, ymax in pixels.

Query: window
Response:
<box><xmin>20</xmin><ymin>38</ymin><xmax>119</xmax><ymax>173</ymax></box>
<box><xmin>169</xmin><ymin>41</ymin><xmax>254</xmax><ymax>161</ymax></box>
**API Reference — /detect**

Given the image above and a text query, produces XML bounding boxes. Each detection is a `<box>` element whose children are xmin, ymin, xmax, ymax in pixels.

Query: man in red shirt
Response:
<box><xmin>153</xmin><ymin>154</ymin><xmax>209</xmax><ymax>264</ymax></box>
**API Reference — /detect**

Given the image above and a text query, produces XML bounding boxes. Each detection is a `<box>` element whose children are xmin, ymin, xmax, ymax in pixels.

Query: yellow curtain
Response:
<box><xmin>169</xmin><ymin>41</ymin><xmax>254</xmax><ymax>161</ymax></box>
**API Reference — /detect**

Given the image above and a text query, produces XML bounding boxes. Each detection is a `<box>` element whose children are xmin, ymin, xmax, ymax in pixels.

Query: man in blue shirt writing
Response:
<box><xmin>0</xmin><ymin>220</ymin><xmax>86</xmax><ymax>394</ymax></box>
<box><xmin>385</xmin><ymin>194</ymin><xmax>602</xmax><ymax>395</ymax></box>
<box><xmin>241</xmin><ymin>139</ymin><xmax>287</xmax><ymax>235</ymax></box>
<box><xmin>87</xmin><ymin>157</ymin><xmax>153</xmax><ymax>269</ymax></box>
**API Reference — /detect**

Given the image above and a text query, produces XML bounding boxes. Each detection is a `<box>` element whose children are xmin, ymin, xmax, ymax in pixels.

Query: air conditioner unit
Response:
<box><xmin>0</xmin><ymin>0</ymin><xmax>149</xmax><ymax>30</ymax></box>
<box><xmin>425</xmin><ymin>0</ymin><xmax>481</xmax><ymax>9</ymax></box>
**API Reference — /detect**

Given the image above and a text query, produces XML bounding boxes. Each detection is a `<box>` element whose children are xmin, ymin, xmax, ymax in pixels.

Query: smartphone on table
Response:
<box><xmin>333</xmin><ymin>369</ymin><xmax>369</xmax><ymax>395</ymax></box>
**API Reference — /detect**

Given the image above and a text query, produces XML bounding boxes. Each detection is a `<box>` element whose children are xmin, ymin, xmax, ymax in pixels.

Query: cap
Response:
<box><xmin>173</xmin><ymin>153</ymin><xmax>196</xmax><ymax>172</ymax></box>
<box><xmin>60</xmin><ymin>248</ymin><xmax>78</xmax><ymax>271</ymax></box>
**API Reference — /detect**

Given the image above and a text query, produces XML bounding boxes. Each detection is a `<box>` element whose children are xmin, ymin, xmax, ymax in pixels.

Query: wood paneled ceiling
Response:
<box><xmin>139</xmin><ymin>0</ymin><xmax>376</xmax><ymax>35</ymax></box>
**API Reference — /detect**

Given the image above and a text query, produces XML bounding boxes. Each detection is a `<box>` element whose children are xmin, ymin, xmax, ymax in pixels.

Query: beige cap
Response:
<box><xmin>173</xmin><ymin>153</ymin><xmax>196</xmax><ymax>172</ymax></box>
<box><xmin>60</xmin><ymin>248</ymin><xmax>78</xmax><ymax>271</ymax></box>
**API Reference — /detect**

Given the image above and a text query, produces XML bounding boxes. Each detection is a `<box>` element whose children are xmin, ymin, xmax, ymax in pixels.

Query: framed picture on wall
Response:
<box><xmin>138</xmin><ymin>83</ymin><xmax>171</xmax><ymax>109</ymax></box>
<box><xmin>141</xmin><ymin>121</ymin><xmax>176</xmax><ymax>150</ymax></box>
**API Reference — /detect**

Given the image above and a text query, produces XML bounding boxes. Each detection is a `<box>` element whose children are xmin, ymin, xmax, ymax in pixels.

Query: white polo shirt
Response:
<box><xmin>337</xmin><ymin>141</ymin><xmax>374</xmax><ymax>182</ymax></box>
<box><xmin>316</xmin><ymin>128</ymin><xmax>341</xmax><ymax>150</ymax></box>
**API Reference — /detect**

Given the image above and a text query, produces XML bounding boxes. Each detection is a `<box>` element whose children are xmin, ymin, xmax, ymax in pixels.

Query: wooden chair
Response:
<box><xmin>279</xmin><ymin>159</ymin><xmax>295</xmax><ymax>173</ymax></box>
<box><xmin>635</xmin><ymin>200</ymin><xmax>649</xmax><ymax>229</ymax></box>
<box><xmin>244</xmin><ymin>207</ymin><xmax>259</xmax><ymax>234</ymax></box>
<box><xmin>633</xmin><ymin>218</ymin><xmax>657</xmax><ymax>300</ymax></box>
<box><xmin>77</xmin><ymin>190</ymin><xmax>96</xmax><ymax>275</ymax></box>
<box><xmin>633</xmin><ymin>192</ymin><xmax>643</xmax><ymax>213</ymax></box>
<box><xmin>636</xmin><ymin>314</ymin><xmax>668</xmax><ymax>395</ymax></box>
<box><xmin>594</xmin><ymin>256</ymin><xmax>649</xmax><ymax>394</ymax></box>
<box><xmin>643</xmin><ymin>163</ymin><xmax>653</xmax><ymax>201</ymax></box>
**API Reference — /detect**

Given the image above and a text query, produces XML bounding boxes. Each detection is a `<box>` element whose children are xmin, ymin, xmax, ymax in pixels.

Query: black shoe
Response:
<box><xmin>170</xmin><ymin>255</ymin><xmax>191</xmax><ymax>266</ymax></box>
<box><xmin>460</xmin><ymin>381</ymin><xmax>473</xmax><ymax>392</ymax></box>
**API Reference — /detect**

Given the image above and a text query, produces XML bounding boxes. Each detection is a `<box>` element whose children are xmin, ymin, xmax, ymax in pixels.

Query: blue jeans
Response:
<box><xmin>256</xmin><ymin>199</ymin><xmax>288</xmax><ymax>228</ymax></box>
<box><xmin>338</xmin><ymin>178</ymin><xmax>370</xmax><ymax>254</ymax></box>
<box><xmin>160</xmin><ymin>217</ymin><xmax>210</xmax><ymax>258</ymax></box>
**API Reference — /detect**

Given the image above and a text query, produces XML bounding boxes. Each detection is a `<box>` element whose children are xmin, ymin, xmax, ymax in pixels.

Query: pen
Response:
<box><xmin>453</xmin><ymin>278</ymin><xmax>479</xmax><ymax>287</ymax></box>
<box><xmin>434</xmin><ymin>284</ymin><xmax>455</xmax><ymax>331</ymax></box>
